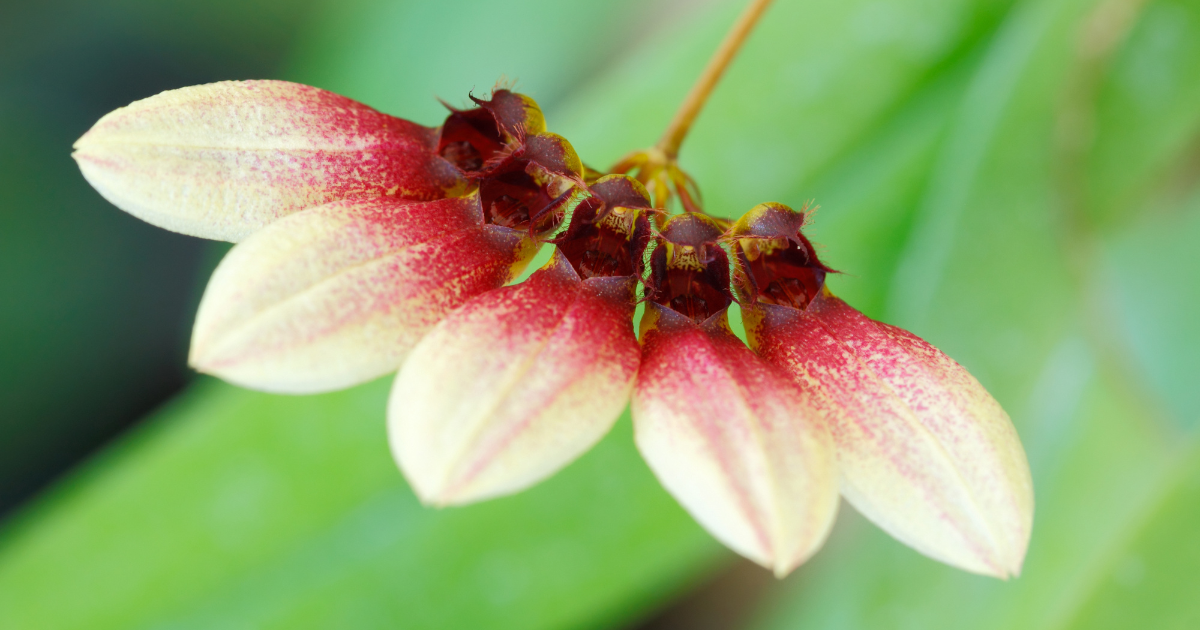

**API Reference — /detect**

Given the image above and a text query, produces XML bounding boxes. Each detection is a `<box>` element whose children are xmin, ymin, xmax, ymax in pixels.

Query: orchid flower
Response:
<box><xmin>73</xmin><ymin>0</ymin><xmax>1032</xmax><ymax>581</ymax></box>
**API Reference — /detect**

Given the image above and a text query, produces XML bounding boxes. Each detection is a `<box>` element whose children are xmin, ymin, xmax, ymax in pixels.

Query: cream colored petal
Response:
<box><xmin>389</xmin><ymin>251</ymin><xmax>640</xmax><ymax>505</ymax></box>
<box><xmin>632</xmin><ymin>304</ymin><xmax>839</xmax><ymax>577</ymax></box>
<box><xmin>745</xmin><ymin>297</ymin><xmax>1034</xmax><ymax>578</ymax></box>
<box><xmin>190</xmin><ymin>195</ymin><xmax>535</xmax><ymax>393</ymax></box>
<box><xmin>73</xmin><ymin>80</ymin><xmax>463</xmax><ymax>241</ymax></box>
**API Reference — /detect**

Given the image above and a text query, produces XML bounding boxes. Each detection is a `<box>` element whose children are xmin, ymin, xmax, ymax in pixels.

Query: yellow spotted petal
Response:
<box><xmin>190</xmin><ymin>195</ymin><xmax>535</xmax><ymax>393</ymax></box>
<box><xmin>389</xmin><ymin>251</ymin><xmax>640</xmax><ymax>505</ymax></box>
<box><xmin>73</xmin><ymin>80</ymin><xmax>464</xmax><ymax>241</ymax></box>
<box><xmin>745</xmin><ymin>297</ymin><xmax>1034</xmax><ymax>578</ymax></box>
<box><xmin>632</xmin><ymin>304</ymin><xmax>839</xmax><ymax>577</ymax></box>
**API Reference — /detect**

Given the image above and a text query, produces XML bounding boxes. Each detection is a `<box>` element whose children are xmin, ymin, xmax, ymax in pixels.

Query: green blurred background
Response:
<box><xmin>2</xmin><ymin>0</ymin><xmax>1199</xmax><ymax>627</ymax></box>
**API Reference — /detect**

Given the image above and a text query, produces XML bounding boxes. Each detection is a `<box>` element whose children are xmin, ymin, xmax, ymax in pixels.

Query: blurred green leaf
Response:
<box><xmin>0</xmin><ymin>0</ymin><xmax>323</xmax><ymax>514</ymax></box>
<box><xmin>1061</xmin><ymin>437</ymin><xmax>1200</xmax><ymax>630</ymax></box>
<box><xmin>558</xmin><ymin>0</ymin><xmax>1015</xmax><ymax>322</ymax></box>
<box><xmin>1102</xmin><ymin>192</ymin><xmax>1200</xmax><ymax>426</ymax></box>
<box><xmin>0</xmin><ymin>380</ymin><xmax>722</xmax><ymax>629</ymax></box>
<box><xmin>1085</xmin><ymin>0</ymin><xmax>1200</xmax><ymax>229</ymax></box>
<box><xmin>786</xmin><ymin>59</ymin><xmax>977</xmax><ymax>317</ymax></box>
<box><xmin>288</xmin><ymin>0</ymin><xmax>665</xmax><ymax>125</ymax></box>
<box><xmin>560</xmin><ymin>0</ymin><xmax>1012</xmax><ymax>215</ymax></box>
<box><xmin>743</xmin><ymin>0</ymin><xmax>1200</xmax><ymax>627</ymax></box>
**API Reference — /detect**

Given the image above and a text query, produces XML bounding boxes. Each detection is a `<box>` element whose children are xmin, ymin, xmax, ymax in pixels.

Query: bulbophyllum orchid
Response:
<box><xmin>72</xmin><ymin>0</ymin><xmax>1032</xmax><ymax>582</ymax></box>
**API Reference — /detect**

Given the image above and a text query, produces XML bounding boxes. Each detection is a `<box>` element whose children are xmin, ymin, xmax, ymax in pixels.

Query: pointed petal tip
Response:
<box><xmin>1007</xmin><ymin>563</ymin><xmax>1023</xmax><ymax>580</ymax></box>
<box><xmin>186</xmin><ymin>337</ymin><xmax>213</xmax><ymax>371</ymax></box>
<box><xmin>404</xmin><ymin>477</ymin><xmax>458</xmax><ymax>509</ymax></box>
<box><xmin>186</xmin><ymin>356</ymin><xmax>208</xmax><ymax>376</ymax></box>
<box><xmin>971</xmin><ymin>535</ymin><xmax>1027</xmax><ymax>579</ymax></box>
<box><xmin>732</xmin><ymin>529</ymin><xmax>828</xmax><ymax>580</ymax></box>
<box><xmin>995</xmin><ymin>549</ymin><xmax>1026</xmax><ymax>580</ymax></box>
<box><xmin>186</xmin><ymin>332</ymin><xmax>373</xmax><ymax>395</ymax></box>
<box><xmin>73</xmin><ymin>125</ymin><xmax>104</xmax><ymax>151</ymax></box>
<box><xmin>964</xmin><ymin>554</ymin><xmax>1023</xmax><ymax>580</ymax></box>
<box><xmin>395</xmin><ymin>444</ymin><xmax>527</xmax><ymax>508</ymax></box>
<box><xmin>403</xmin><ymin>478</ymin><xmax>456</xmax><ymax>509</ymax></box>
<box><xmin>186</xmin><ymin>345</ymin><xmax>235</xmax><ymax>384</ymax></box>
<box><xmin>73</xmin><ymin>126</ymin><xmax>96</xmax><ymax>151</ymax></box>
<box><xmin>766</xmin><ymin>551</ymin><xmax>806</xmax><ymax>579</ymax></box>
<box><xmin>414</xmin><ymin>483</ymin><xmax>509</xmax><ymax>508</ymax></box>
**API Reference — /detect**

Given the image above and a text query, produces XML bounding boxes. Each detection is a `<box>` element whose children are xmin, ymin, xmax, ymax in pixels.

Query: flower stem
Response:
<box><xmin>655</xmin><ymin>0</ymin><xmax>776</xmax><ymax>159</ymax></box>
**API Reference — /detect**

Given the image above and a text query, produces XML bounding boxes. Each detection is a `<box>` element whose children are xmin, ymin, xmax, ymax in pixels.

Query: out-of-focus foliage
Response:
<box><xmin>1</xmin><ymin>0</ymin><xmax>1199</xmax><ymax>628</ymax></box>
<box><xmin>0</xmin><ymin>1</ymin><xmax>729</xmax><ymax>628</ymax></box>
<box><xmin>727</xmin><ymin>0</ymin><xmax>1200</xmax><ymax>627</ymax></box>
<box><xmin>0</xmin><ymin>381</ymin><xmax>721</xmax><ymax>629</ymax></box>
<box><xmin>0</xmin><ymin>0</ymin><xmax>320</xmax><ymax>513</ymax></box>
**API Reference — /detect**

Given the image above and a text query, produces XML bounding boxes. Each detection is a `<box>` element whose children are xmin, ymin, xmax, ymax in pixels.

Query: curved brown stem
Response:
<box><xmin>655</xmin><ymin>0</ymin><xmax>776</xmax><ymax>159</ymax></box>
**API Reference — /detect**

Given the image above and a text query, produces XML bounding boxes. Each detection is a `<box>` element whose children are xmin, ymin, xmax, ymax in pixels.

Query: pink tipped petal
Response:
<box><xmin>632</xmin><ymin>304</ymin><xmax>839</xmax><ymax>577</ymax></box>
<box><xmin>744</xmin><ymin>297</ymin><xmax>1034</xmax><ymax>578</ymax></box>
<box><xmin>190</xmin><ymin>195</ymin><xmax>535</xmax><ymax>393</ymax></box>
<box><xmin>72</xmin><ymin>80</ymin><xmax>464</xmax><ymax>241</ymax></box>
<box><xmin>388</xmin><ymin>251</ymin><xmax>640</xmax><ymax>505</ymax></box>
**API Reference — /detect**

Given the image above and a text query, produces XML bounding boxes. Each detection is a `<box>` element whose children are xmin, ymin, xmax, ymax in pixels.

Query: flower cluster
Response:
<box><xmin>74</xmin><ymin>81</ymin><xmax>1032</xmax><ymax>579</ymax></box>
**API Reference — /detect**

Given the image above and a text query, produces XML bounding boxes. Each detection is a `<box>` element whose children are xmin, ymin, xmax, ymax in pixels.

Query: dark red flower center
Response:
<box><xmin>437</xmin><ymin>90</ymin><xmax>532</xmax><ymax>172</ymax></box>
<box><xmin>728</xmin><ymin>203</ymin><xmax>832</xmax><ymax>311</ymax></box>
<box><xmin>558</xmin><ymin>207</ymin><xmax>640</xmax><ymax>278</ymax></box>
<box><xmin>436</xmin><ymin>91</ymin><xmax>587</xmax><ymax>236</ymax></box>
<box><xmin>738</xmin><ymin>235</ymin><xmax>828</xmax><ymax>310</ymax></box>
<box><xmin>555</xmin><ymin>176</ymin><xmax>652</xmax><ymax>280</ymax></box>
<box><xmin>478</xmin><ymin>170</ymin><xmax>559</xmax><ymax>230</ymax></box>
<box><xmin>642</xmin><ymin>213</ymin><xmax>735</xmax><ymax>323</ymax></box>
<box><xmin>438</xmin><ymin>107</ymin><xmax>503</xmax><ymax>172</ymax></box>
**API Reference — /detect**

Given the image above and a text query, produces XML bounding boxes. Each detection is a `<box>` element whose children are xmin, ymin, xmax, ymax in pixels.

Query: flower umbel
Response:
<box><xmin>72</xmin><ymin>0</ymin><xmax>1031</xmax><ymax>581</ymax></box>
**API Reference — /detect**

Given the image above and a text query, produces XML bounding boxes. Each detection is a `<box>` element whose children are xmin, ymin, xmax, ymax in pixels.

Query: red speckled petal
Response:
<box><xmin>744</xmin><ymin>296</ymin><xmax>1034</xmax><ymax>578</ymax></box>
<box><xmin>388</xmin><ymin>250</ymin><xmax>640</xmax><ymax>505</ymax></box>
<box><xmin>632</xmin><ymin>303</ymin><xmax>839</xmax><ymax>577</ymax></box>
<box><xmin>72</xmin><ymin>80</ymin><xmax>465</xmax><ymax>242</ymax></box>
<box><xmin>190</xmin><ymin>195</ymin><xmax>535</xmax><ymax>393</ymax></box>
